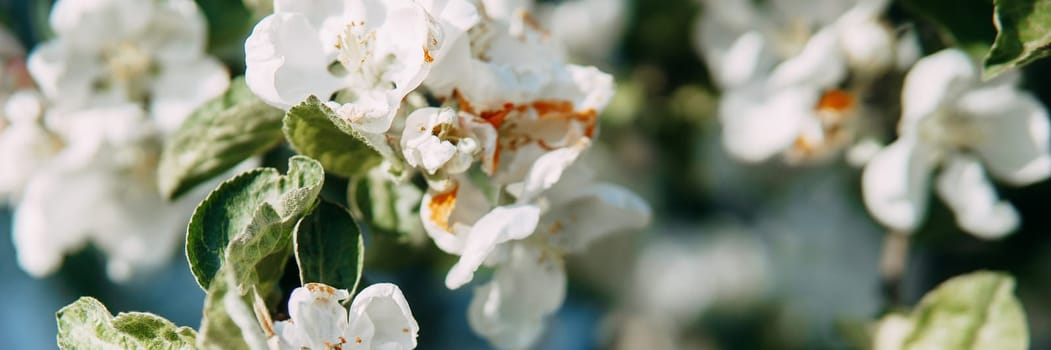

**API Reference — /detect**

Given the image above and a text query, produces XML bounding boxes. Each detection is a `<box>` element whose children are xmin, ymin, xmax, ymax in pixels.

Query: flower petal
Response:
<box><xmin>468</xmin><ymin>243</ymin><xmax>566</xmax><ymax>350</ymax></box>
<box><xmin>541</xmin><ymin>183</ymin><xmax>652</xmax><ymax>252</ymax></box>
<box><xmin>898</xmin><ymin>49</ymin><xmax>977</xmax><ymax>132</ymax></box>
<box><xmin>957</xmin><ymin>85</ymin><xmax>1051</xmax><ymax>185</ymax></box>
<box><xmin>150</xmin><ymin>57</ymin><xmax>230</xmax><ymax>134</ymax></box>
<box><xmin>719</xmin><ymin>85</ymin><xmax>813</xmax><ymax>162</ymax></box>
<box><xmin>279</xmin><ymin>283</ymin><xmax>351</xmax><ymax>350</ymax></box>
<box><xmin>861</xmin><ymin>137</ymin><xmax>936</xmax><ymax>233</ymax></box>
<box><xmin>244</xmin><ymin>13</ymin><xmax>344</xmax><ymax>110</ymax></box>
<box><xmin>936</xmin><ymin>155</ymin><xmax>1019</xmax><ymax>239</ymax></box>
<box><xmin>445</xmin><ymin>204</ymin><xmax>541</xmax><ymax>289</ymax></box>
<box><xmin>346</xmin><ymin>283</ymin><xmax>419</xmax><ymax>350</ymax></box>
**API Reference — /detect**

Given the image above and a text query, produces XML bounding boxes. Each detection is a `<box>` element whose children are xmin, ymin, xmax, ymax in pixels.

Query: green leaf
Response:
<box><xmin>349</xmin><ymin>167</ymin><xmax>424</xmax><ymax>240</ymax></box>
<box><xmin>902</xmin><ymin>0</ymin><xmax>998</xmax><ymax>58</ymax></box>
<box><xmin>56</xmin><ymin>297</ymin><xmax>196</xmax><ymax>350</ymax></box>
<box><xmin>282</xmin><ymin>96</ymin><xmax>384</xmax><ymax>178</ymax></box>
<box><xmin>294</xmin><ymin>200</ymin><xmax>365</xmax><ymax>292</ymax></box>
<box><xmin>984</xmin><ymin>0</ymin><xmax>1051</xmax><ymax>78</ymax></box>
<box><xmin>874</xmin><ymin>271</ymin><xmax>1028</xmax><ymax>350</ymax></box>
<box><xmin>186</xmin><ymin>156</ymin><xmax>324</xmax><ymax>291</ymax></box>
<box><xmin>198</xmin><ymin>267</ymin><xmax>270</xmax><ymax>350</ymax></box>
<box><xmin>158</xmin><ymin>77</ymin><xmax>285</xmax><ymax>200</ymax></box>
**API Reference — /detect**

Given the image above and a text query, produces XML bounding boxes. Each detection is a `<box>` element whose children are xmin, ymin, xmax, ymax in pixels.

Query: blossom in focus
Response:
<box><xmin>862</xmin><ymin>49</ymin><xmax>1051</xmax><ymax>239</ymax></box>
<box><xmin>27</xmin><ymin>0</ymin><xmax>229</xmax><ymax>133</ymax></box>
<box><xmin>244</xmin><ymin>0</ymin><xmax>479</xmax><ymax>134</ymax></box>
<box><xmin>697</xmin><ymin>0</ymin><xmax>917</xmax><ymax>164</ymax></box>
<box><xmin>270</xmin><ymin>283</ymin><xmax>419</xmax><ymax>350</ymax></box>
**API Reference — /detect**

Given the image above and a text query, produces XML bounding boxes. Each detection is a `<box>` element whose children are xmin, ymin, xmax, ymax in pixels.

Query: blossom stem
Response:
<box><xmin>878</xmin><ymin>229</ymin><xmax>909</xmax><ymax>309</ymax></box>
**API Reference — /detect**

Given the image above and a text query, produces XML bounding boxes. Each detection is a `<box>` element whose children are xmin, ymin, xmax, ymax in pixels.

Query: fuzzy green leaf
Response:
<box><xmin>294</xmin><ymin>200</ymin><xmax>365</xmax><ymax>292</ymax></box>
<box><xmin>56</xmin><ymin>297</ymin><xmax>197</xmax><ymax>350</ymax></box>
<box><xmin>984</xmin><ymin>0</ymin><xmax>1051</xmax><ymax>78</ymax></box>
<box><xmin>158</xmin><ymin>77</ymin><xmax>285</xmax><ymax>200</ymax></box>
<box><xmin>349</xmin><ymin>168</ymin><xmax>424</xmax><ymax>239</ymax></box>
<box><xmin>874</xmin><ymin>271</ymin><xmax>1028</xmax><ymax>350</ymax></box>
<box><xmin>186</xmin><ymin>156</ymin><xmax>324</xmax><ymax>291</ymax></box>
<box><xmin>282</xmin><ymin>96</ymin><xmax>383</xmax><ymax>178</ymax></box>
<box><xmin>198</xmin><ymin>267</ymin><xmax>270</xmax><ymax>350</ymax></box>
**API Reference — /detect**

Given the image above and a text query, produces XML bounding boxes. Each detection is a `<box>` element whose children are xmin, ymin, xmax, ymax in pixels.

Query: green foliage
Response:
<box><xmin>985</xmin><ymin>0</ymin><xmax>1051</xmax><ymax>78</ymax></box>
<box><xmin>195</xmin><ymin>0</ymin><xmax>256</xmax><ymax>71</ymax></box>
<box><xmin>198</xmin><ymin>267</ymin><xmax>269</xmax><ymax>350</ymax></box>
<box><xmin>56</xmin><ymin>297</ymin><xmax>196</xmax><ymax>350</ymax></box>
<box><xmin>158</xmin><ymin>78</ymin><xmax>285</xmax><ymax>200</ymax></box>
<box><xmin>186</xmin><ymin>156</ymin><xmax>324</xmax><ymax>291</ymax></box>
<box><xmin>349</xmin><ymin>168</ymin><xmax>424</xmax><ymax>240</ymax></box>
<box><xmin>283</xmin><ymin>96</ymin><xmax>384</xmax><ymax>178</ymax></box>
<box><xmin>901</xmin><ymin>0</ymin><xmax>997</xmax><ymax>59</ymax></box>
<box><xmin>874</xmin><ymin>271</ymin><xmax>1028</xmax><ymax>350</ymax></box>
<box><xmin>294</xmin><ymin>200</ymin><xmax>365</xmax><ymax>292</ymax></box>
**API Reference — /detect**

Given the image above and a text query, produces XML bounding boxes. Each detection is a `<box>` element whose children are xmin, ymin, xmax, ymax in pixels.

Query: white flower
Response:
<box><xmin>698</xmin><ymin>0</ymin><xmax>916</xmax><ymax>164</ymax></box>
<box><xmin>27</xmin><ymin>0</ymin><xmax>229</xmax><ymax>133</ymax></box>
<box><xmin>862</xmin><ymin>49</ymin><xmax>1051</xmax><ymax>239</ymax></box>
<box><xmin>11</xmin><ymin>104</ymin><xmax>198</xmax><ymax>281</ymax></box>
<box><xmin>0</xmin><ymin>91</ymin><xmax>61</xmax><ymax>203</ymax></box>
<box><xmin>536</xmin><ymin>0</ymin><xmax>627</xmax><ymax>63</ymax></box>
<box><xmin>400</xmin><ymin>107</ymin><xmax>495</xmax><ymax>175</ymax></box>
<box><xmin>270</xmin><ymin>283</ymin><xmax>419</xmax><ymax>350</ymax></box>
<box><xmin>245</xmin><ymin>0</ymin><xmax>479</xmax><ymax>134</ymax></box>
<box><xmin>420</xmin><ymin>145</ymin><xmax>650</xmax><ymax>348</ymax></box>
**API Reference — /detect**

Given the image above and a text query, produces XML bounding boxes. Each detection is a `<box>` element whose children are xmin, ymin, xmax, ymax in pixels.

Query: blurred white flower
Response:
<box><xmin>11</xmin><ymin>104</ymin><xmax>197</xmax><ymax>281</ymax></box>
<box><xmin>863</xmin><ymin>49</ymin><xmax>1051</xmax><ymax>239</ymax></box>
<box><xmin>27</xmin><ymin>0</ymin><xmax>229</xmax><ymax>133</ymax></box>
<box><xmin>698</xmin><ymin>0</ymin><xmax>915</xmax><ymax>164</ymax></box>
<box><xmin>271</xmin><ymin>283</ymin><xmax>419</xmax><ymax>350</ymax></box>
<box><xmin>0</xmin><ymin>91</ymin><xmax>61</xmax><ymax>203</ymax></box>
<box><xmin>245</xmin><ymin>0</ymin><xmax>479</xmax><ymax>134</ymax></box>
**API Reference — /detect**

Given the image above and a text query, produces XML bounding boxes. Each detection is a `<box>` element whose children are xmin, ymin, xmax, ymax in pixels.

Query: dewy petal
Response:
<box><xmin>861</xmin><ymin>137</ymin><xmax>936</xmax><ymax>233</ymax></box>
<box><xmin>719</xmin><ymin>85</ymin><xmax>813</xmax><ymax>162</ymax></box>
<box><xmin>935</xmin><ymin>155</ymin><xmax>1019</xmax><ymax>239</ymax></box>
<box><xmin>541</xmin><ymin>183</ymin><xmax>652</xmax><ymax>252</ymax></box>
<box><xmin>346</xmin><ymin>283</ymin><xmax>420</xmax><ymax>350</ymax></box>
<box><xmin>957</xmin><ymin>85</ymin><xmax>1051</xmax><ymax>186</ymax></box>
<box><xmin>150</xmin><ymin>57</ymin><xmax>230</xmax><ymax>133</ymax></box>
<box><xmin>468</xmin><ymin>243</ymin><xmax>566</xmax><ymax>350</ymax></box>
<box><xmin>445</xmin><ymin>205</ymin><xmax>541</xmax><ymax>289</ymax></box>
<box><xmin>244</xmin><ymin>13</ymin><xmax>344</xmax><ymax>110</ymax></box>
<box><xmin>898</xmin><ymin>49</ymin><xmax>977</xmax><ymax>132</ymax></box>
<box><xmin>280</xmin><ymin>283</ymin><xmax>351</xmax><ymax>350</ymax></box>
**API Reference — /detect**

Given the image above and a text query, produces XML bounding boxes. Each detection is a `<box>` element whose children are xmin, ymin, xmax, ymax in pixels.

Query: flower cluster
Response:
<box><xmin>0</xmin><ymin>0</ymin><xmax>230</xmax><ymax>281</ymax></box>
<box><xmin>697</xmin><ymin>0</ymin><xmax>1051</xmax><ymax>239</ymax></box>
<box><xmin>268</xmin><ymin>283</ymin><xmax>419</xmax><ymax>350</ymax></box>
<box><xmin>245</xmin><ymin>0</ymin><xmax>650</xmax><ymax>347</ymax></box>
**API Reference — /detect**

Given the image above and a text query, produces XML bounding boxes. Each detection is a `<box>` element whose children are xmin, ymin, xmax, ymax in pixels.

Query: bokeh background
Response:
<box><xmin>1</xmin><ymin>0</ymin><xmax>1050</xmax><ymax>348</ymax></box>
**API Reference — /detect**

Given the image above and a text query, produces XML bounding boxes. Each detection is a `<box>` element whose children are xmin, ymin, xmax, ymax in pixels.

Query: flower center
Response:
<box><xmin>337</xmin><ymin>21</ymin><xmax>377</xmax><ymax>81</ymax></box>
<box><xmin>103</xmin><ymin>42</ymin><xmax>153</xmax><ymax>86</ymax></box>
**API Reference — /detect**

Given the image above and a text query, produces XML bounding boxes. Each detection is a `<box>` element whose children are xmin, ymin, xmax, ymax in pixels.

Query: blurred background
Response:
<box><xmin>1</xmin><ymin>0</ymin><xmax>1050</xmax><ymax>349</ymax></box>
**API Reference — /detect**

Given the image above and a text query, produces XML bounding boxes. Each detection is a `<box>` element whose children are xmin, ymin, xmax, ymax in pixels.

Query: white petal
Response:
<box><xmin>861</xmin><ymin>137</ymin><xmax>936</xmax><ymax>233</ymax></box>
<box><xmin>445</xmin><ymin>205</ymin><xmax>541</xmax><ymax>289</ymax></box>
<box><xmin>280</xmin><ymin>283</ymin><xmax>351</xmax><ymax>349</ymax></box>
<box><xmin>837</xmin><ymin>18</ymin><xmax>894</xmax><ymax>76</ymax></box>
<box><xmin>150</xmin><ymin>57</ymin><xmax>230</xmax><ymax>133</ymax></box>
<box><xmin>956</xmin><ymin>85</ymin><xmax>1051</xmax><ymax>185</ymax></box>
<box><xmin>419</xmin><ymin>178</ymin><xmax>491</xmax><ymax>254</ymax></box>
<box><xmin>541</xmin><ymin>183</ymin><xmax>652</xmax><ymax>251</ymax></box>
<box><xmin>346</xmin><ymin>283</ymin><xmax>419</xmax><ymax>350</ymax></box>
<box><xmin>936</xmin><ymin>155</ymin><xmax>1019</xmax><ymax>239</ymax></box>
<box><xmin>515</xmin><ymin>138</ymin><xmax>590</xmax><ymax>203</ymax></box>
<box><xmin>244</xmin><ymin>13</ymin><xmax>343</xmax><ymax>110</ymax></box>
<box><xmin>712</xmin><ymin>31</ymin><xmax>772</xmax><ymax>88</ymax></box>
<box><xmin>49</xmin><ymin>0</ymin><xmax>152</xmax><ymax>51</ymax></box>
<box><xmin>899</xmin><ymin>49</ymin><xmax>977</xmax><ymax>132</ymax></box>
<box><xmin>468</xmin><ymin>244</ymin><xmax>565</xmax><ymax>350</ymax></box>
<box><xmin>719</xmin><ymin>86</ymin><xmax>813</xmax><ymax>162</ymax></box>
<box><xmin>141</xmin><ymin>0</ymin><xmax>209</xmax><ymax>64</ymax></box>
<box><xmin>766</xmin><ymin>28</ymin><xmax>846</xmax><ymax>90</ymax></box>
<box><xmin>26</xmin><ymin>41</ymin><xmax>101</xmax><ymax>106</ymax></box>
